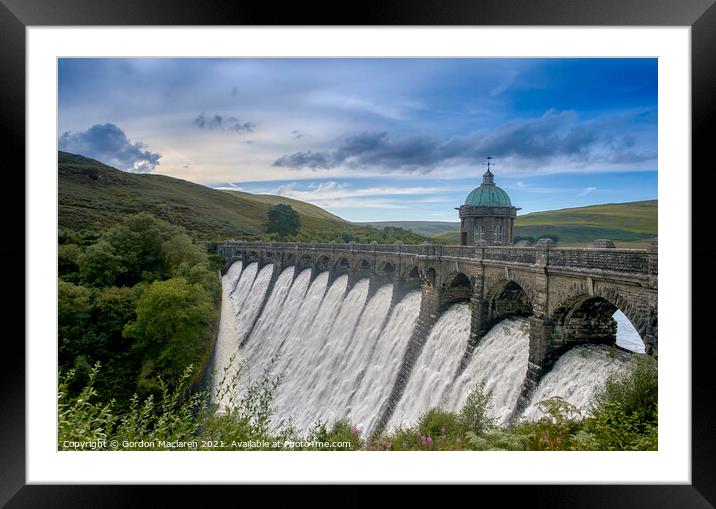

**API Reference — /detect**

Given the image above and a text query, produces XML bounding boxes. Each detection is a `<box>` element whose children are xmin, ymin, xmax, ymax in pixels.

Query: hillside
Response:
<box><xmin>432</xmin><ymin>200</ymin><xmax>657</xmax><ymax>246</ymax></box>
<box><xmin>58</xmin><ymin>152</ymin><xmax>423</xmax><ymax>242</ymax></box>
<box><xmin>357</xmin><ymin>221</ymin><xmax>459</xmax><ymax>236</ymax></box>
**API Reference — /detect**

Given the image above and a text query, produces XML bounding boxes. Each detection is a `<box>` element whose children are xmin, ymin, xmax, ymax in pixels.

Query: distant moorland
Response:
<box><xmin>364</xmin><ymin>201</ymin><xmax>657</xmax><ymax>247</ymax></box>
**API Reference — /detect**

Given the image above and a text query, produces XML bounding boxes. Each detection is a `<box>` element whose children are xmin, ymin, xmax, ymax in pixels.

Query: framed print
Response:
<box><xmin>3</xmin><ymin>0</ymin><xmax>714</xmax><ymax>504</ymax></box>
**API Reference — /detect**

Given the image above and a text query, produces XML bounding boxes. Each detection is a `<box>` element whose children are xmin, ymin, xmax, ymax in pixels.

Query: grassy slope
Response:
<box><xmin>58</xmin><ymin>151</ymin><xmax>372</xmax><ymax>240</ymax></box>
<box><xmin>357</xmin><ymin>221</ymin><xmax>460</xmax><ymax>236</ymax></box>
<box><xmin>432</xmin><ymin>200</ymin><xmax>657</xmax><ymax>245</ymax></box>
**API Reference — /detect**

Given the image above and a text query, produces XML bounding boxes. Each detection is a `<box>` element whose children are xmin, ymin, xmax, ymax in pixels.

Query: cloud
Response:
<box><xmin>507</xmin><ymin>180</ymin><xmax>560</xmax><ymax>194</ymax></box>
<box><xmin>273</xmin><ymin>109</ymin><xmax>656</xmax><ymax>173</ymax></box>
<box><xmin>267</xmin><ymin>181</ymin><xmax>444</xmax><ymax>209</ymax></box>
<box><xmin>274</xmin><ymin>132</ymin><xmax>443</xmax><ymax>173</ymax></box>
<box><xmin>58</xmin><ymin>123</ymin><xmax>161</xmax><ymax>172</ymax></box>
<box><xmin>212</xmin><ymin>183</ymin><xmax>245</xmax><ymax>191</ymax></box>
<box><xmin>577</xmin><ymin>186</ymin><xmax>598</xmax><ymax>197</ymax></box>
<box><xmin>192</xmin><ymin>112</ymin><xmax>255</xmax><ymax>133</ymax></box>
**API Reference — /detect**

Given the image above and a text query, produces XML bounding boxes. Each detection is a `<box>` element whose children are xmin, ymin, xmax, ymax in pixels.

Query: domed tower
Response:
<box><xmin>456</xmin><ymin>160</ymin><xmax>519</xmax><ymax>246</ymax></box>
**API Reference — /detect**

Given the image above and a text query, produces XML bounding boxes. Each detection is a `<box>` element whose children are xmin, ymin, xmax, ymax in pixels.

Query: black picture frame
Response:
<box><xmin>2</xmin><ymin>0</ymin><xmax>713</xmax><ymax>504</ymax></box>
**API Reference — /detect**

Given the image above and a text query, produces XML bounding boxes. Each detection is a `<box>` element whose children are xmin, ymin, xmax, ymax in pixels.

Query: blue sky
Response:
<box><xmin>58</xmin><ymin>58</ymin><xmax>657</xmax><ymax>221</ymax></box>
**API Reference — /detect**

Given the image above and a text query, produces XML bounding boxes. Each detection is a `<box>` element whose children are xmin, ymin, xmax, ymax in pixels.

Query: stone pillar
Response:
<box><xmin>455</xmin><ymin>295</ymin><xmax>492</xmax><ymax>375</ymax></box>
<box><xmin>373</xmin><ymin>283</ymin><xmax>440</xmax><ymax>435</ymax></box>
<box><xmin>534</xmin><ymin>238</ymin><xmax>555</xmax><ymax>267</ymax></box>
<box><xmin>513</xmin><ymin>315</ymin><xmax>555</xmax><ymax>418</ymax></box>
<box><xmin>326</xmin><ymin>267</ymin><xmax>339</xmax><ymax>289</ymax></box>
<box><xmin>455</xmin><ymin>272</ymin><xmax>489</xmax><ymax>374</ymax></box>
<box><xmin>239</xmin><ymin>263</ymin><xmax>277</xmax><ymax>348</ymax></box>
<box><xmin>390</xmin><ymin>274</ymin><xmax>409</xmax><ymax>308</ymax></box>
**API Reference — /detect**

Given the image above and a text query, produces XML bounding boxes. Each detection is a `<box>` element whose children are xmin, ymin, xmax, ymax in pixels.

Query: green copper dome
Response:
<box><xmin>464</xmin><ymin>169</ymin><xmax>512</xmax><ymax>206</ymax></box>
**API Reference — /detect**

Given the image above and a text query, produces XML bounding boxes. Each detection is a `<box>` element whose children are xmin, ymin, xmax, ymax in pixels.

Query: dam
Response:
<box><xmin>212</xmin><ymin>238</ymin><xmax>657</xmax><ymax>435</ymax></box>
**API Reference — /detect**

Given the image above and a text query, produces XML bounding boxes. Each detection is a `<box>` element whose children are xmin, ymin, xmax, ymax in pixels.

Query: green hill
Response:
<box><xmin>433</xmin><ymin>200</ymin><xmax>657</xmax><ymax>246</ymax></box>
<box><xmin>357</xmin><ymin>221</ymin><xmax>460</xmax><ymax>236</ymax></box>
<box><xmin>58</xmin><ymin>151</ymin><xmax>424</xmax><ymax>243</ymax></box>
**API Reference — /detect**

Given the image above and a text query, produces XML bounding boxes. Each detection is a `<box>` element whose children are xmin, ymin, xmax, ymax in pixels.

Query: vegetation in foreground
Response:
<box><xmin>58</xmin><ymin>354</ymin><xmax>657</xmax><ymax>451</ymax></box>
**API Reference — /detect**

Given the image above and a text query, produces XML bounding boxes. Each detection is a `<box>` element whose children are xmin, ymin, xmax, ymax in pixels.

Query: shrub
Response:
<box><xmin>418</xmin><ymin>408</ymin><xmax>466</xmax><ymax>446</ymax></box>
<box><xmin>58</xmin><ymin>243</ymin><xmax>82</xmax><ymax>278</ymax></box>
<box><xmin>590</xmin><ymin>355</ymin><xmax>657</xmax><ymax>420</ymax></box>
<box><xmin>123</xmin><ymin>277</ymin><xmax>216</xmax><ymax>387</ymax></box>
<box><xmin>573</xmin><ymin>355</ymin><xmax>658</xmax><ymax>450</ymax></box>
<box><xmin>465</xmin><ymin>429</ymin><xmax>530</xmax><ymax>451</ymax></box>
<box><xmin>306</xmin><ymin>419</ymin><xmax>361</xmax><ymax>451</ymax></box>
<box><xmin>79</xmin><ymin>240</ymin><xmax>127</xmax><ymax>287</ymax></box>
<box><xmin>511</xmin><ymin>397</ymin><xmax>582</xmax><ymax>450</ymax></box>
<box><xmin>458</xmin><ymin>382</ymin><xmax>495</xmax><ymax>434</ymax></box>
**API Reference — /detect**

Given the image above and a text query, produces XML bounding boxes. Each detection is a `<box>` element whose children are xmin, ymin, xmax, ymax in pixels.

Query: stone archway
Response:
<box><xmin>442</xmin><ymin>272</ymin><xmax>472</xmax><ymax>306</ymax></box>
<box><xmin>422</xmin><ymin>266</ymin><xmax>437</xmax><ymax>287</ymax></box>
<box><xmin>335</xmin><ymin>257</ymin><xmax>351</xmax><ymax>274</ymax></box>
<box><xmin>486</xmin><ymin>279</ymin><xmax>534</xmax><ymax>323</ymax></box>
<box><xmin>377</xmin><ymin>261</ymin><xmax>396</xmax><ymax>277</ymax></box>
<box><xmin>316</xmin><ymin>255</ymin><xmax>331</xmax><ymax>272</ymax></box>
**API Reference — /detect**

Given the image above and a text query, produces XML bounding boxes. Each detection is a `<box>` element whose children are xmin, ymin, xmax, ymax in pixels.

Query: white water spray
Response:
<box><xmin>387</xmin><ymin>302</ymin><xmax>472</xmax><ymax>430</ymax></box>
<box><xmin>451</xmin><ymin>317</ymin><xmax>530</xmax><ymax>424</ymax></box>
<box><xmin>211</xmin><ymin>261</ymin><xmax>243</xmax><ymax>407</ymax></box>
<box><xmin>233</xmin><ymin>264</ymin><xmax>273</xmax><ymax>346</ymax></box>
<box><xmin>211</xmin><ymin>263</ymin><xmax>644</xmax><ymax>434</ymax></box>
<box><xmin>348</xmin><ymin>290</ymin><xmax>421</xmax><ymax>434</ymax></box>
<box><xmin>521</xmin><ymin>344</ymin><xmax>634</xmax><ymax>420</ymax></box>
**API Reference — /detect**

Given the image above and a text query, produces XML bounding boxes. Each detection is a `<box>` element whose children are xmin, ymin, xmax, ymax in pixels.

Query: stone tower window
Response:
<box><xmin>498</xmin><ymin>224</ymin><xmax>504</xmax><ymax>243</ymax></box>
<box><xmin>477</xmin><ymin>225</ymin><xmax>484</xmax><ymax>241</ymax></box>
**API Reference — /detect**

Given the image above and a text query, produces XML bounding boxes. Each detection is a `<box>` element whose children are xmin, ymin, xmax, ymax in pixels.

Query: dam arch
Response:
<box><xmin>486</xmin><ymin>279</ymin><xmax>534</xmax><ymax>323</ymax></box>
<box><xmin>442</xmin><ymin>271</ymin><xmax>473</xmax><ymax>308</ymax></box>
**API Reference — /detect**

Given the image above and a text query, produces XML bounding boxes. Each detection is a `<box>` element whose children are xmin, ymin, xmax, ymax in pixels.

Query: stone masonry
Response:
<box><xmin>219</xmin><ymin>239</ymin><xmax>658</xmax><ymax>423</ymax></box>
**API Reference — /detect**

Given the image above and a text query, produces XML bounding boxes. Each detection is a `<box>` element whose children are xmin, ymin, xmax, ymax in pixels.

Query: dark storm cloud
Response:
<box><xmin>192</xmin><ymin>112</ymin><xmax>255</xmax><ymax>133</ymax></box>
<box><xmin>273</xmin><ymin>109</ymin><xmax>655</xmax><ymax>172</ymax></box>
<box><xmin>274</xmin><ymin>150</ymin><xmax>335</xmax><ymax>169</ymax></box>
<box><xmin>58</xmin><ymin>123</ymin><xmax>161</xmax><ymax>173</ymax></box>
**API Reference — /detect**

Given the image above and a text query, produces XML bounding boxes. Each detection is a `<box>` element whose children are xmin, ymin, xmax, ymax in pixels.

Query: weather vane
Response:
<box><xmin>483</xmin><ymin>155</ymin><xmax>495</xmax><ymax>172</ymax></box>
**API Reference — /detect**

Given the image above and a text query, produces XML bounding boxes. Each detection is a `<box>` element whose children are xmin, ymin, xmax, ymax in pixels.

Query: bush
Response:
<box><xmin>573</xmin><ymin>355</ymin><xmax>658</xmax><ymax>450</ymax></box>
<box><xmin>123</xmin><ymin>277</ymin><xmax>217</xmax><ymax>388</ymax></box>
<box><xmin>79</xmin><ymin>240</ymin><xmax>127</xmax><ymax>287</ymax></box>
<box><xmin>590</xmin><ymin>355</ymin><xmax>657</xmax><ymax>420</ymax></box>
<box><xmin>418</xmin><ymin>408</ymin><xmax>466</xmax><ymax>447</ymax></box>
<box><xmin>465</xmin><ymin>429</ymin><xmax>530</xmax><ymax>451</ymax></box>
<box><xmin>458</xmin><ymin>383</ymin><xmax>495</xmax><ymax>434</ymax></box>
<box><xmin>58</xmin><ymin>243</ymin><xmax>82</xmax><ymax>278</ymax></box>
<box><xmin>306</xmin><ymin>419</ymin><xmax>362</xmax><ymax>451</ymax></box>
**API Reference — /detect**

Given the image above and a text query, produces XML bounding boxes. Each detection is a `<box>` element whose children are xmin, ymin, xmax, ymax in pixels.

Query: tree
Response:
<box><xmin>123</xmin><ymin>278</ymin><xmax>216</xmax><ymax>385</ymax></box>
<box><xmin>58</xmin><ymin>243</ymin><xmax>82</xmax><ymax>280</ymax></box>
<box><xmin>78</xmin><ymin>240</ymin><xmax>127</xmax><ymax>287</ymax></box>
<box><xmin>102</xmin><ymin>212</ymin><xmax>182</xmax><ymax>285</ymax></box>
<box><xmin>58</xmin><ymin>280</ymin><xmax>93</xmax><ymax>364</ymax></box>
<box><xmin>266</xmin><ymin>204</ymin><xmax>300</xmax><ymax>238</ymax></box>
<box><xmin>161</xmin><ymin>234</ymin><xmax>206</xmax><ymax>272</ymax></box>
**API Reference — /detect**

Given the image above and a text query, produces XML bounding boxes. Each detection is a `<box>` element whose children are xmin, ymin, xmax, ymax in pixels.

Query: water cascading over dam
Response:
<box><xmin>213</xmin><ymin>261</ymin><xmax>645</xmax><ymax>434</ymax></box>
